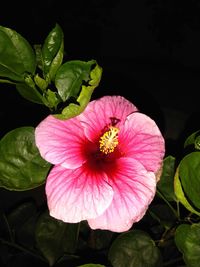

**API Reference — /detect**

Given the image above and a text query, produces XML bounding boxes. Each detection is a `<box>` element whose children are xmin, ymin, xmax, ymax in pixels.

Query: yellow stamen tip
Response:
<box><xmin>99</xmin><ymin>126</ymin><xmax>119</xmax><ymax>154</ymax></box>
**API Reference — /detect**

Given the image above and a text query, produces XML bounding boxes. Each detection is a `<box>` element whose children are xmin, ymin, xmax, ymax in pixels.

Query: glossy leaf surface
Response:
<box><xmin>42</xmin><ymin>23</ymin><xmax>64</xmax><ymax>80</ymax></box>
<box><xmin>55</xmin><ymin>62</ymin><xmax>102</xmax><ymax>119</ymax></box>
<box><xmin>0</xmin><ymin>127</ymin><xmax>51</xmax><ymax>190</ymax></box>
<box><xmin>179</xmin><ymin>152</ymin><xmax>200</xmax><ymax>209</ymax></box>
<box><xmin>108</xmin><ymin>230</ymin><xmax>162</xmax><ymax>267</ymax></box>
<box><xmin>55</xmin><ymin>60</ymin><xmax>95</xmax><ymax>102</ymax></box>
<box><xmin>157</xmin><ymin>155</ymin><xmax>177</xmax><ymax>202</ymax></box>
<box><xmin>35</xmin><ymin>211</ymin><xmax>79</xmax><ymax>266</ymax></box>
<box><xmin>175</xmin><ymin>223</ymin><xmax>200</xmax><ymax>267</ymax></box>
<box><xmin>174</xmin><ymin>166</ymin><xmax>200</xmax><ymax>216</ymax></box>
<box><xmin>0</xmin><ymin>26</ymin><xmax>36</xmax><ymax>82</ymax></box>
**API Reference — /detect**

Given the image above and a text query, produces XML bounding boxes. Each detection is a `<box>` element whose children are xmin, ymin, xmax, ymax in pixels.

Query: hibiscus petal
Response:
<box><xmin>79</xmin><ymin>95</ymin><xmax>138</xmax><ymax>142</ymax></box>
<box><xmin>119</xmin><ymin>112</ymin><xmax>165</xmax><ymax>172</ymax></box>
<box><xmin>46</xmin><ymin>164</ymin><xmax>114</xmax><ymax>223</ymax></box>
<box><xmin>35</xmin><ymin>115</ymin><xmax>87</xmax><ymax>168</ymax></box>
<box><xmin>88</xmin><ymin>157</ymin><xmax>156</xmax><ymax>232</ymax></box>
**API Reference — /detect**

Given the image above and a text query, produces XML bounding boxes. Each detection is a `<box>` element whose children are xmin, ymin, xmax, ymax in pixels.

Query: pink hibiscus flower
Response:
<box><xmin>35</xmin><ymin>95</ymin><xmax>165</xmax><ymax>232</ymax></box>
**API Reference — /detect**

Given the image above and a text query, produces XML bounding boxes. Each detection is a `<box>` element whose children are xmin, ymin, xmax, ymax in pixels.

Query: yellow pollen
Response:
<box><xmin>99</xmin><ymin>126</ymin><xmax>119</xmax><ymax>154</ymax></box>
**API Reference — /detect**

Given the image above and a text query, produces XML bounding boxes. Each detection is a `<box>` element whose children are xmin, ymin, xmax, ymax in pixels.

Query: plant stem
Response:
<box><xmin>157</xmin><ymin>189</ymin><xmax>179</xmax><ymax>219</ymax></box>
<box><xmin>177</xmin><ymin>201</ymin><xmax>180</xmax><ymax>219</ymax></box>
<box><xmin>0</xmin><ymin>238</ymin><xmax>46</xmax><ymax>262</ymax></box>
<box><xmin>2</xmin><ymin>213</ymin><xmax>14</xmax><ymax>242</ymax></box>
<box><xmin>163</xmin><ymin>256</ymin><xmax>183</xmax><ymax>266</ymax></box>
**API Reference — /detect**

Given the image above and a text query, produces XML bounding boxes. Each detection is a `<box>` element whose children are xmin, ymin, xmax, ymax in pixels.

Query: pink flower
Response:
<box><xmin>35</xmin><ymin>95</ymin><xmax>165</xmax><ymax>232</ymax></box>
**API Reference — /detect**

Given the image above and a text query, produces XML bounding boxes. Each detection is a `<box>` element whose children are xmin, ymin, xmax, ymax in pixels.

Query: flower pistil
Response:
<box><xmin>99</xmin><ymin>126</ymin><xmax>119</xmax><ymax>154</ymax></box>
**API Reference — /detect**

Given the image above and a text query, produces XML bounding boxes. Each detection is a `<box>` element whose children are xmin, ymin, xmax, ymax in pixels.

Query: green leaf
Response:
<box><xmin>35</xmin><ymin>211</ymin><xmax>79</xmax><ymax>266</ymax></box>
<box><xmin>48</xmin><ymin>39</ymin><xmax>64</xmax><ymax>82</ymax></box>
<box><xmin>34</xmin><ymin>73</ymin><xmax>48</xmax><ymax>91</ymax></box>
<box><xmin>55</xmin><ymin>60</ymin><xmax>95</xmax><ymax>102</ymax></box>
<box><xmin>195</xmin><ymin>135</ymin><xmax>200</xmax><ymax>150</ymax></box>
<box><xmin>175</xmin><ymin>223</ymin><xmax>200</xmax><ymax>267</ymax></box>
<box><xmin>0</xmin><ymin>25</ymin><xmax>36</xmax><ymax>82</ymax></box>
<box><xmin>16</xmin><ymin>83</ymin><xmax>44</xmax><ymax>104</ymax></box>
<box><xmin>34</xmin><ymin>44</ymin><xmax>43</xmax><ymax>71</ymax></box>
<box><xmin>88</xmin><ymin>229</ymin><xmax>114</xmax><ymax>250</ymax></box>
<box><xmin>175</xmin><ymin>224</ymin><xmax>190</xmax><ymax>254</ymax></box>
<box><xmin>179</xmin><ymin>152</ymin><xmax>200</xmax><ymax>209</ymax></box>
<box><xmin>157</xmin><ymin>156</ymin><xmax>177</xmax><ymax>202</ymax></box>
<box><xmin>55</xmin><ymin>62</ymin><xmax>102</xmax><ymax>120</ymax></box>
<box><xmin>7</xmin><ymin>201</ymin><xmax>37</xmax><ymax>229</ymax></box>
<box><xmin>77</xmin><ymin>264</ymin><xmax>105</xmax><ymax>267</ymax></box>
<box><xmin>149</xmin><ymin>204</ymin><xmax>177</xmax><ymax>230</ymax></box>
<box><xmin>0</xmin><ymin>127</ymin><xmax>51</xmax><ymax>190</ymax></box>
<box><xmin>184</xmin><ymin>130</ymin><xmax>200</xmax><ymax>150</ymax></box>
<box><xmin>174</xmin><ymin>166</ymin><xmax>200</xmax><ymax>216</ymax></box>
<box><xmin>45</xmin><ymin>89</ymin><xmax>61</xmax><ymax>109</ymax></box>
<box><xmin>0</xmin><ymin>78</ymin><xmax>16</xmax><ymax>84</ymax></box>
<box><xmin>7</xmin><ymin>201</ymin><xmax>38</xmax><ymax>247</ymax></box>
<box><xmin>42</xmin><ymin>23</ymin><xmax>64</xmax><ymax>80</ymax></box>
<box><xmin>108</xmin><ymin>230</ymin><xmax>163</xmax><ymax>267</ymax></box>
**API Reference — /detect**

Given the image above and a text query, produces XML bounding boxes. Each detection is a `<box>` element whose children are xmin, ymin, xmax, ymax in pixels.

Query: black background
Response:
<box><xmin>1</xmin><ymin>0</ymin><xmax>200</xmax><ymax>210</ymax></box>
<box><xmin>1</xmin><ymin>0</ymin><xmax>200</xmax><ymax>137</ymax></box>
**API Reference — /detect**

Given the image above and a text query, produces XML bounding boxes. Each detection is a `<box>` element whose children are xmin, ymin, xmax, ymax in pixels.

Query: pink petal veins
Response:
<box><xmin>88</xmin><ymin>157</ymin><xmax>156</xmax><ymax>232</ymax></box>
<box><xmin>46</xmin><ymin>164</ymin><xmax>114</xmax><ymax>223</ymax></box>
<box><xmin>35</xmin><ymin>115</ymin><xmax>87</xmax><ymax>169</ymax></box>
<box><xmin>35</xmin><ymin>95</ymin><xmax>165</xmax><ymax>232</ymax></box>
<box><xmin>119</xmin><ymin>112</ymin><xmax>165</xmax><ymax>173</ymax></box>
<box><xmin>79</xmin><ymin>95</ymin><xmax>138</xmax><ymax>142</ymax></box>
